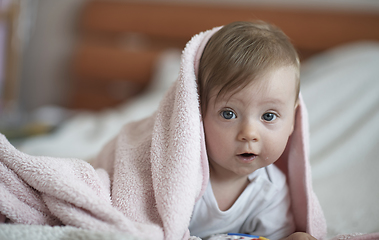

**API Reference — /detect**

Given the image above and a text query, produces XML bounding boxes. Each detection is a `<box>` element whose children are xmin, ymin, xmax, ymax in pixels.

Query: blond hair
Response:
<box><xmin>198</xmin><ymin>21</ymin><xmax>300</xmax><ymax>114</ymax></box>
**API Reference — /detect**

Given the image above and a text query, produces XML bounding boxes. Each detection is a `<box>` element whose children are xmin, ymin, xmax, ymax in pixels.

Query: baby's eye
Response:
<box><xmin>221</xmin><ymin>110</ymin><xmax>236</xmax><ymax>120</ymax></box>
<box><xmin>262</xmin><ymin>112</ymin><xmax>277</xmax><ymax>122</ymax></box>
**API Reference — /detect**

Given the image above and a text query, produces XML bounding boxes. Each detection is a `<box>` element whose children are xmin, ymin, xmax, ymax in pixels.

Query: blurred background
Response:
<box><xmin>1</xmin><ymin>0</ymin><xmax>379</xmax><ymax>140</ymax></box>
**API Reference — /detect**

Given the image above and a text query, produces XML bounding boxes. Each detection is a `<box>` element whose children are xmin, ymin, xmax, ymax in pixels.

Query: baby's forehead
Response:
<box><xmin>211</xmin><ymin>65</ymin><xmax>299</xmax><ymax>104</ymax></box>
<box><xmin>216</xmin><ymin>65</ymin><xmax>298</xmax><ymax>93</ymax></box>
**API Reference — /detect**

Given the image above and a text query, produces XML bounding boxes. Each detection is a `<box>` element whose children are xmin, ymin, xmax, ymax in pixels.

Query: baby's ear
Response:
<box><xmin>294</xmin><ymin>99</ymin><xmax>300</xmax><ymax>110</ymax></box>
<box><xmin>290</xmin><ymin>99</ymin><xmax>300</xmax><ymax>135</ymax></box>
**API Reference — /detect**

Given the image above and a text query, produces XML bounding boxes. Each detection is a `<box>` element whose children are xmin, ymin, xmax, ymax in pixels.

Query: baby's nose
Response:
<box><xmin>237</xmin><ymin>121</ymin><xmax>260</xmax><ymax>142</ymax></box>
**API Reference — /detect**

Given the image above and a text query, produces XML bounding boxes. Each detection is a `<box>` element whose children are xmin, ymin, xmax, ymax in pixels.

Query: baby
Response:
<box><xmin>189</xmin><ymin>22</ymin><xmax>316</xmax><ymax>240</ymax></box>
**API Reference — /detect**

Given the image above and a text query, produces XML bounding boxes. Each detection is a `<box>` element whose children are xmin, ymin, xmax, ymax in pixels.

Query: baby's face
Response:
<box><xmin>203</xmin><ymin>66</ymin><xmax>298</xmax><ymax>180</ymax></box>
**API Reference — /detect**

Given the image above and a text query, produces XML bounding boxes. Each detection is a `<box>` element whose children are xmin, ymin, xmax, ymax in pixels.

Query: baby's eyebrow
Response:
<box><xmin>221</xmin><ymin>96</ymin><xmax>245</xmax><ymax>105</ymax></box>
<box><xmin>261</xmin><ymin>99</ymin><xmax>286</xmax><ymax>105</ymax></box>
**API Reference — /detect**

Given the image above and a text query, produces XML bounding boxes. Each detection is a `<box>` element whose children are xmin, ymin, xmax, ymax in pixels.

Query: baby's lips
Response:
<box><xmin>237</xmin><ymin>153</ymin><xmax>257</xmax><ymax>163</ymax></box>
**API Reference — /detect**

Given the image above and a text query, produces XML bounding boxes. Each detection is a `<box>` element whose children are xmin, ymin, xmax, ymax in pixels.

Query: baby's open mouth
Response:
<box><xmin>237</xmin><ymin>153</ymin><xmax>257</xmax><ymax>163</ymax></box>
<box><xmin>239</xmin><ymin>153</ymin><xmax>256</xmax><ymax>157</ymax></box>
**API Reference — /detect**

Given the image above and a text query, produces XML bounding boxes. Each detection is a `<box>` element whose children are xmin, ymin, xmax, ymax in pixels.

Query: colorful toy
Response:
<box><xmin>208</xmin><ymin>233</ymin><xmax>269</xmax><ymax>240</ymax></box>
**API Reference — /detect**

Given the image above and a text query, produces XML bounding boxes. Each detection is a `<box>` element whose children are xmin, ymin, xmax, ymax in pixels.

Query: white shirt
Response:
<box><xmin>189</xmin><ymin>164</ymin><xmax>295</xmax><ymax>240</ymax></box>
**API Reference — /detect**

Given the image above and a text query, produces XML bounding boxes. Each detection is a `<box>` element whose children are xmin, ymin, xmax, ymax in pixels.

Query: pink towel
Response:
<box><xmin>0</xmin><ymin>28</ymin><xmax>210</xmax><ymax>240</ymax></box>
<box><xmin>3</xmin><ymin>26</ymin><xmax>369</xmax><ymax>240</ymax></box>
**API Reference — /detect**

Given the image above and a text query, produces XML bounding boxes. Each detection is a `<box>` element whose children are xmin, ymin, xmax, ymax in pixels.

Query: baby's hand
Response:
<box><xmin>281</xmin><ymin>232</ymin><xmax>317</xmax><ymax>240</ymax></box>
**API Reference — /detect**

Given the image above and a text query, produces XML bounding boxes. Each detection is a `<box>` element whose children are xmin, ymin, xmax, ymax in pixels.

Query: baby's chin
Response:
<box><xmin>233</xmin><ymin>164</ymin><xmax>264</xmax><ymax>177</ymax></box>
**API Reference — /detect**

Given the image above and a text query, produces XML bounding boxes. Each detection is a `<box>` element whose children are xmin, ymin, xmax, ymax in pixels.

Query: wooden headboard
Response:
<box><xmin>70</xmin><ymin>1</ymin><xmax>379</xmax><ymax>110</ymax></box>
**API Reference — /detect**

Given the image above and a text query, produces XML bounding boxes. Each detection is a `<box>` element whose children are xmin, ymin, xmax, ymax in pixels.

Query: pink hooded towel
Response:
<box><xmin>0</xmin><ymin>26</ymin><xmax>329</xmax><ymax>239</ymax></box>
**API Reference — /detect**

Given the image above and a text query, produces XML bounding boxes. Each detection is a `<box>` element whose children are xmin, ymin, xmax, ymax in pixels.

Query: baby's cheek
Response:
<box><xmin>267</xmin><ymin>136</ymin><xmax>288</xmax><ymax>161</ymax></box>
<box><xmin>205</xmin><ymin>135</ymin><xmax>225</xmax><ymax>159</ymax></box>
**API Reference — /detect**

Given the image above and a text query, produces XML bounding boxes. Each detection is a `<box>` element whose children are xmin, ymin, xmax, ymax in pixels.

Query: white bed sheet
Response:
<box><xmin>301</xmin><ymin>42</ymin><xmax>379</xmax><ymax>238</ymax></box>
<box><xmin>16</xmin><ymin>42</ymin><xmax>379</xmax><ymax>238</ymax></box>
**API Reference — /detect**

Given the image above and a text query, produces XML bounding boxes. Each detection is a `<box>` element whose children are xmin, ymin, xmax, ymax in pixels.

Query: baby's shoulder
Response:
<box><xmin>264</xmin><ymin>164</ymin><xmax>287</xmax><ymax>190</ymax></box>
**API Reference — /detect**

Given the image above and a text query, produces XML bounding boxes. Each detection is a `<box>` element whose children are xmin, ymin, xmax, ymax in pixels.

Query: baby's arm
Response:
<box><xmin>280</xmin><ymin>232</ymin><xmax>317</xmax><ymax>240</ymax></box>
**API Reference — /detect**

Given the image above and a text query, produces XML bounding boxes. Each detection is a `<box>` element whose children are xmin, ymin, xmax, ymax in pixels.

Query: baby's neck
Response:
<box><xmin>210</xmin><ymin>175</ymin><xmax>250</xmax><ymax>211</ymax></box>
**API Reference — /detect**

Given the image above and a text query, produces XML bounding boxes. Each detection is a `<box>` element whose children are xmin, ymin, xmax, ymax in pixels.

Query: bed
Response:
<box><xmin>5</xmin><ymin>1</ymin><xmax>379</xmax><ymax>239</ymax></box>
